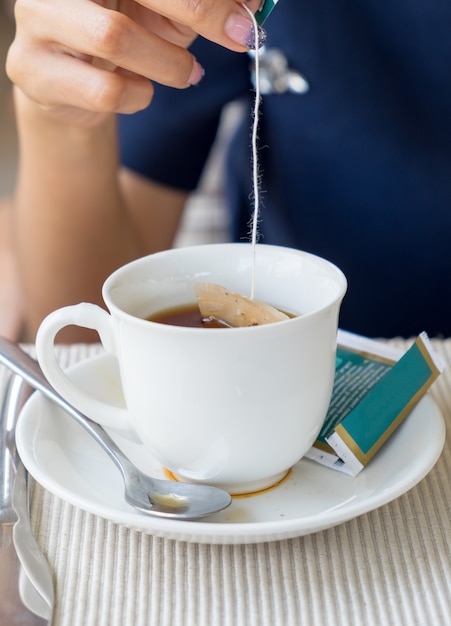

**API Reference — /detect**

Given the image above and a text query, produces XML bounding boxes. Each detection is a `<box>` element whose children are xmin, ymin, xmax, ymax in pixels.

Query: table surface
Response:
<box><xmin>2</xmin><ymin>339</ymin><xmax>450</xmax><ymax>626</ymax></box>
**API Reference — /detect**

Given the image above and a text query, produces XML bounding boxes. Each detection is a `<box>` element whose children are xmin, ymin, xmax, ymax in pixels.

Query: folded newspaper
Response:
<box><xmin>305</xmin><ymin>330</ymin><xmax>445</xmax><ymax>476</ymax></box>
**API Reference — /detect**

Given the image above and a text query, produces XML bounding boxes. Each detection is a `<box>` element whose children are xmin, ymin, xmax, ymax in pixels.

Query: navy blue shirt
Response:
<box><xmin>119</xmin><ymin>0</ymin><xmax>451</xmax><ymax>338</ymax></box>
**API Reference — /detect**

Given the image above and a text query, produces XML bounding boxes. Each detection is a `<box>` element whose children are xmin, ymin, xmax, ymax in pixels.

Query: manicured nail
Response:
<box><xmin>189</xmin><ymin>61</ymin><xmax>205</xmax><ymax>86</ymax></box>
<box><xmin>225</xmin><ymin>14</ymin><xmax>267</xmax><ymax>49</ymax></box>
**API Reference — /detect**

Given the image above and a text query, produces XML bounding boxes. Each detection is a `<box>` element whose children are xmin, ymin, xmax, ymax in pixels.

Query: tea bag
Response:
<box><xmin>194</xmin><ymin>6</ymin><xmax>285</xmax><ymax>330</ymax></box>
<box><xmin>195</xmin><ymin>283</ymin><xmax>288</xmax><ymax>327</ymax></box>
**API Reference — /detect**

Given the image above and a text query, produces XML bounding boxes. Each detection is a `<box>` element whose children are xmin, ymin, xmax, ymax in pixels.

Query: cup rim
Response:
<box><xmin>102</xmin><ymin>243</ymin><xmax>347</xmax><ymax>331</ymax></box>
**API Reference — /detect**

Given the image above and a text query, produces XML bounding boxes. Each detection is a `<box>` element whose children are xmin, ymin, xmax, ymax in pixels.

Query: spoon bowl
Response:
<box><xmin>0</xmin><ymin>338</ymin><xmax>232</xmax><ymax>520</ymax></box>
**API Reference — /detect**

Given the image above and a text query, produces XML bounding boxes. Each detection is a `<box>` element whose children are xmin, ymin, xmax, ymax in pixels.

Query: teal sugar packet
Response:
<box><xmin>255</xmin><ymin>0</ymin><xmax>279</xmax><ymax>25</ymax></box>
<box><xmin>305</xmin><ymin>331</ymin><xmax>445</xmax><ymax>476</ymax></box>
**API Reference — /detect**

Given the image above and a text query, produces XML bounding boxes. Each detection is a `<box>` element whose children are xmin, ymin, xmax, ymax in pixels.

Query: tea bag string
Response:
<box><xmin>243</xmin><ymin>4</ymin><xmax>261</xmax><ymax>301</ymax></box>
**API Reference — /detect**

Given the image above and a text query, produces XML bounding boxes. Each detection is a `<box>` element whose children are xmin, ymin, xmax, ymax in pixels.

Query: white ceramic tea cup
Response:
<box><xmin>36</xmin><ymin>243</ymin><xmax>347</xmax><ymax>494</ymax></box>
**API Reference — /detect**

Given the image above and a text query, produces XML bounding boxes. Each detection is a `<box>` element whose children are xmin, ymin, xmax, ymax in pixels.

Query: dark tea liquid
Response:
<box><xmin>147</xmin><ymin>303</ymin><xmax>230</xmax><ymax>328</ymax></box>
<box><xmin>148</xmin><ymin>303</ymin><xmax>297</xmax><ymax>328</ymax></box>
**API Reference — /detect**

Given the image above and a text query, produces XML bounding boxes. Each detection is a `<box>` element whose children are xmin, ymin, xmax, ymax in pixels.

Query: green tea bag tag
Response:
<box><xmin>256</xmin><ymin>0</ymin><xmax>279</xmax><ymax>25</ymax></box>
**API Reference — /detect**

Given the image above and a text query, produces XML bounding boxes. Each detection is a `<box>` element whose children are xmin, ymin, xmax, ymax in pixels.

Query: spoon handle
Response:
<box><xmin>0</xmin><ymin>338</ymin><xmax>133</xmax><ymax>479</ymax></box>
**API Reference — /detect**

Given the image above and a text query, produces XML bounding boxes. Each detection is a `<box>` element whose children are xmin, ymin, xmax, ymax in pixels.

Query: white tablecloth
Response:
<box><xmin>3</xmin><ymin>339</ymin><xmax>450</xmax><ymax>625</ymax></box>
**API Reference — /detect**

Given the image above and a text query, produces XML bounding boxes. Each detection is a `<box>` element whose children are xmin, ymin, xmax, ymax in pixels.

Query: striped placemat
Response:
<box><xmin>8</xmin><ymin>339</ymin><xmax>450</xmax><ymax>625</ymax></box>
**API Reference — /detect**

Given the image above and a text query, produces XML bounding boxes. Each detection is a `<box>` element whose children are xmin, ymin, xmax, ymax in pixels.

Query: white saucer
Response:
<box><xmin>16</xmin><ymin>353</ymin><xmax>445</xmax><ymax>545</ymax></box>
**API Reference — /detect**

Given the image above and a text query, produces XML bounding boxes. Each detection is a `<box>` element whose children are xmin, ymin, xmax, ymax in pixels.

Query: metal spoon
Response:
<box><xmin>0</xmin><ymin>338</ymin><xmax>232</xmax><ymax>520</ymax></box>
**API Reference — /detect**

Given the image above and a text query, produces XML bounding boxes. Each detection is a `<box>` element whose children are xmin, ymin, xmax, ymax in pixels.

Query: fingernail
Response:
<box><xmin>189</xmin><ymin>61</ymin><xmax>205</xmax><ymax>86</ymax></box>
<box><xmin>225</xmin><ymin>14</ymin><xmax>267</xmax><ymax>49</ymax></box>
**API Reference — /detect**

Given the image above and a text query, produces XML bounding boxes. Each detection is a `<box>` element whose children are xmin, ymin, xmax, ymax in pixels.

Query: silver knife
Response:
<box><xmin>0</xmin><ymin>372</ymin><xmax>54</xmax><ymax>624</ymax></box>
<box><xmin>14</xmin><ymin>461</ymin><xmax>55</xmax><ymax>621</ymax></box>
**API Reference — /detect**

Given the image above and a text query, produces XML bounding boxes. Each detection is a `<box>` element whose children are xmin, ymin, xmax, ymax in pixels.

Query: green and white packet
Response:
<box><xmin>255</xmin><ymin>0</ymin><xmax>279</xmax><ymax>25</ymax></box>
<box><xmin>305</xmin><ymin>330</ymin><xmax>445</xmax><ymax>476</ymax></box>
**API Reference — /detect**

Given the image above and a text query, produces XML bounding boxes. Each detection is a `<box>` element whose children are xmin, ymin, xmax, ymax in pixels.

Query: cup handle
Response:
<box><xmin>35</xmin><ymin>303</ymin><xmax>132</xmax><ymax>435</ymax></box>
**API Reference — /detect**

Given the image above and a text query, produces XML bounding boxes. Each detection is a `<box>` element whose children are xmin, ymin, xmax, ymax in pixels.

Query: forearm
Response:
<box><xmin>13</xmin><ymin>91</ymin><xmax>137</xmax><ymax>341</ymax></box>
<box><xmin>6</xmin><ymin>0</ymin><xmax>264</xmax><ymax>341</ymax></box>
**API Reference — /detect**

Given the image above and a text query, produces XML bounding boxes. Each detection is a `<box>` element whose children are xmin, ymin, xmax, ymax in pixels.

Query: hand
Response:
<box><xmin>6</xmin><ymin>0</ymin><xmax>262</xmax><ymax>125</ymax></box>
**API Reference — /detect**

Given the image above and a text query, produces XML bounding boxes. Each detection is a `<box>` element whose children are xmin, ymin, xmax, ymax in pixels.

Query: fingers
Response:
<box><xmin>7</xmin><ymin>38</ymin><xmax>156</xmax><ymax>116</ymax></box>
<box><xmin>7</xmin><ymin>1</ymin><xmax>203</xmax><ymax>115</ymax></box>
<box><xmin>13</xmin><ymin>1</ymin><xmax>201</xmax><ymax>86</ymax></box>
<box><xmin>70</xmin><ymin>10</ymin><xmax>203</xmax><ymax>87</ymax></box>
<box><xmin>11</xmin><ymin>48</ymin><xmax>156</xmax><ymax>115</ymax></box>
<box><xmin>139</xmin><ymin>0</ymin><xmax>264</xmax><ymax>50</ymax></box>
<box><xmin>6</xmin><ymin>0</ymin><xmax>264</xmax><ymax>117</ymax></box>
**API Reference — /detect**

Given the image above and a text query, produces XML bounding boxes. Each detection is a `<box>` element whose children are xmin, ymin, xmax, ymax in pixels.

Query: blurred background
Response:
<box><xmin>0</xmin><ymin>5</ymin><xmax>17</xmax><ymax>199</ymax></box>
